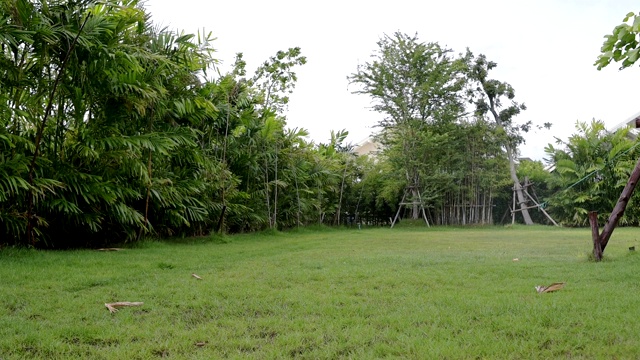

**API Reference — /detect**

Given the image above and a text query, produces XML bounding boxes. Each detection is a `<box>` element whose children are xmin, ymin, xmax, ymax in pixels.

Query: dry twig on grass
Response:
<box><xmin>535</xmin><ymin>282</ymin><xmax>566</xmax><ymax>294</ymax></box>
<box><xmin>191</xmin><ymin>273</ymin><xmax>203</xmax><ymax>280</ymax></box>
<box><xmin>105</xmin><ymin>301</ymin><xmax>144</xmax><ymax>313</ymax></box>
<box><xmin>96</xmin><ymin>248</ymin><xmax>124</xmax><ymax>251</ymax></box>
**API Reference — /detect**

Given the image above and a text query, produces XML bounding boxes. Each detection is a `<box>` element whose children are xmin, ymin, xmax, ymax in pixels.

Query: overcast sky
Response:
<box><xmin>145</xmin><ymin>0</ymin><xmax>640</xmax><ymax>161</ymax></box>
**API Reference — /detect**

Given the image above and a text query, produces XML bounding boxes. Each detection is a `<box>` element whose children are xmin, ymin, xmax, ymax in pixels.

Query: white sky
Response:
<box><xmin>145</xmin><ymin>0</ymin><xmax>640</xmax><ymax>161</ymax></box>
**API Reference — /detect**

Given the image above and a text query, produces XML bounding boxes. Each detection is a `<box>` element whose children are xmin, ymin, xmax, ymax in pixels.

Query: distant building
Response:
<box><xmin>546</xmin><ymin>111</ymin><xmax>640</xmax><ymax>173</ymax></box>
<box><xmin>353</xmin><ymin>137</ymin><xmax>380</xmax><ymax>157</ymax></box>
<box><xmin>609</xmin><ymin>110</ymin><xmax>640</xmax><ymax>139</ymax></box>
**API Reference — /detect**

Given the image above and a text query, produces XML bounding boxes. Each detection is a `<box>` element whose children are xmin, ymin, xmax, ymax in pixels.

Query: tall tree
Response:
<box><xmin>590</xmin><ymin>10</ymin><xmax>640</xmax><ymax>257</ymax></box>
<box><xmin>348</xmin><ymin>32</ymin><xmax>467</xmax><ymax>219</ymax></box>
<box><xmin>250</xmin><ymin>47</ymin><xmax>307</xmax><ymax>229</ymax></box>
<box><xmin>467</xmin><ymin>53</ymin><xmax>535</xmax><ymax>225</ymax></box>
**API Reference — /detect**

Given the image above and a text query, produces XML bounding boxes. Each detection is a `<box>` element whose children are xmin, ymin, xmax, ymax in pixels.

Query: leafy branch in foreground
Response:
<box><xmin>595</xmin><ymin>11</ymin><xmax>640</xmax><ymax>70</ymax></box>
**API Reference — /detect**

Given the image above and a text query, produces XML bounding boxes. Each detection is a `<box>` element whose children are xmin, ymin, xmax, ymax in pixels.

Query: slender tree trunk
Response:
<box><xmin>506</xmin><ymin>146</ymin><xmax>534</xmax><ymax>225</ymax></box>
<box><xmin>491</xmin><ymin>190</ymin><xmax>494</xmax><ymax>224</ymax></box>
<box><xmin>294</xmin><ymin>169</ymin><xmax>301</xmax><ymax>227</ymax></box>
<box><xmin>411</xmin><ymin>184</ymin><xmax>420</xmax><ymax>220</ymax></box>
<box><xmin>273</xmin><ymin>142</ymin><xmax>278</xmax><ymax>230</ymax></box>
<box><xmin>140</xmin><ymin>109</ymin><xmax>155</xmax><ymax>240</ymax></box>
<box><xmin>217</xmin><ymin>94</ymin><xmax>232</xmax><ymax>233</ymax></box>
<box><xmin>336</xmin><ymin>158</ymin><xmax>349</xmax><ymax>226</ymax></box>
<box><xmin>264</xmin><ymin>154</ymin><xmax>272</xmax><ymax>229</ymax></box>
<box><xmin>142</xmin><ymin>150</ymin><xmax>152</xmax><ymax>230</ymax></box>
<box><xmin>589</xmin><ymin>211</ymin><xmax>603</xmax><ymax>261</ymax></box>
<box><xmin>25</xmin><ymin>15</ymin><xmax>90</xmax><ymax>244</ymax></box>
<box><xmin>485</xmin><ymin>88</ymin><xmax>534</xmax><ymax>225</ymax></box>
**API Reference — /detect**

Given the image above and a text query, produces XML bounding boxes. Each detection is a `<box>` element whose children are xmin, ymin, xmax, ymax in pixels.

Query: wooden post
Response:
<box><xmin>391</xmin><ymin>185</ymin><xmax>430</xmax><ymax>228</ymax></box>
<box><xmin>598</xmin><ymin>155</ymin><xmax>640</xmax><ymax>252</ymax></box>
<box><xmin>522</xmin><ymin>187</ymin><xmax>559</xmax><ymax>227</ymax></box>
<box><xmin>390</xmin><ymin>192</ymin><xmax>406</xmax><ymax>228</ymax></box>
<box><xmin>417</xmin><ymin>190</ymin><xmax>430</xmax><ymax>227</ymax></box>
<box><xmin>589</xmin><ymin>211</ymin><xmax>602</xmax><ymax>261</ymax></box>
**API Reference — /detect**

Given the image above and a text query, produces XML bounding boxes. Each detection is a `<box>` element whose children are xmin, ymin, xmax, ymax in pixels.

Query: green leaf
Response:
<box><xmin>617</xmin><ymin>26</ymin><xmax>629</xmax><ymax>41</ymax></box>
<box><xmin>625</xmin><ymin>11</ymin><xmax>636</xmax><ymax>22</ymax></box>
<box><xmin>628</xmin><ymin>48</ymin><xmax>640</xmax><ymax>64</ymax></box>
<box><xmin>633</xmin><ymin>15</ymin><xmax>640</xmax><ymax>32</ymax></box>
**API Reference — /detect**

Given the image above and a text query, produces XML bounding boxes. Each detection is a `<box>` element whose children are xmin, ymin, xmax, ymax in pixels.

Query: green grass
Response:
<box><xmin>2</xmin><ymin>225</ymin><xmax>640</xmax><ymax>359</ymax></box>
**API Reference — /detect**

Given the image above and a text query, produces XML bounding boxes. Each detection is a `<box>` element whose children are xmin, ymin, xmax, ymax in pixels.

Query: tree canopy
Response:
<box><xmin>348</xmin><ymin>33</ymin><xmax>539</xmax><ymax>225</ymax></box>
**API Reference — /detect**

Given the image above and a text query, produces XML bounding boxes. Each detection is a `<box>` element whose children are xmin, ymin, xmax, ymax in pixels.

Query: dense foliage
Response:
<box><xmin>4</xmin><ymin>2</ymin><xmax>634</xmax><ymax>247</ymax></box>
<box><xmin>0</xmin><ymin>0</ymin><xmax>357</xmax><ymax>247</ymax></box>
<box><xmin>543</xmin><ymin>120</ymin><xmax>640</xmax><ymax>226</ymax></box>
<box><xmin>348</xmin><ymin>33</ymin><xmax>531</xmax><ymax>225</ymax></box>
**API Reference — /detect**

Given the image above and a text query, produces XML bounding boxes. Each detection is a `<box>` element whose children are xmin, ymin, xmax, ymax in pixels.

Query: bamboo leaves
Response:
<box><xmin>0</xmin><ymin>1</ymin><xmax>366</xmax><ymax>245</ymax></box>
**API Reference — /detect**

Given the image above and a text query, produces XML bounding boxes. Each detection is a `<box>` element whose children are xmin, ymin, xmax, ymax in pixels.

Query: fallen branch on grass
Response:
<box><xmin>105</xmin><ymin>302</ymin><xmax>144</xmax><ymax>313</ymax></box>
<box><xmin>535</xmin><ymin>282</ymin><xmax>565</xmax><ymax>294</ymax></box>
<box><xmin>191</xmin><ymin>273</ymin><xmax>203</xmax><ymax>280</ymax></box>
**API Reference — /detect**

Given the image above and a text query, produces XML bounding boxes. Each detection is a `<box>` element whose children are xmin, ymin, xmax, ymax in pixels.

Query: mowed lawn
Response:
<box><xmin>2</xmin><ymin>226</ymin><xmax>640</xmax><ymax>359</ymax></box>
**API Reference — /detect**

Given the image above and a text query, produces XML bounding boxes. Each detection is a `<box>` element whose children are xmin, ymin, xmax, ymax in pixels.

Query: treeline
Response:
<box><xmin>2</xmin><ymin>1</ymin><xmax>637</xmax><ymax>248</ymax></box>
<box><xmin>0</xmin><ymin>0</ymin><xmax>377</xmax><ymax>247</ymax></box>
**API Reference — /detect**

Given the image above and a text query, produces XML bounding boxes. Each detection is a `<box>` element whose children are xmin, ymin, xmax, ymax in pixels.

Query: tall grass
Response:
<box><xmin>1</xmin><ymin>226</ymin><xmax>640</xmax><ymax>359</ymax></box>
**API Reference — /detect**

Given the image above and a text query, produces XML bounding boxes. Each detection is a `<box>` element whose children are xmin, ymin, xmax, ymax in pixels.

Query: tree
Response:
<box><xmin>348</xmin><ymin>32</ymin><xmax>467</xmax><ymax>220</ymax></box>
<box><xmin>544</xmin><ymin>120</ymin><xmax>640</xmax><ymax>226</ymax></box>
<box><xmin>590</xmin><ymin>10</ymin><xmax>640</xmax><ymax>259</ymax></box>
<box><xmin>249</xmin><ymin>48</ymin><xmax>306</xmax><ymax>229</ymax></box>
<box><xmin>467</xmin><ymin>53</ymin><xmax>536</xmax><ymax>225</ymax></box>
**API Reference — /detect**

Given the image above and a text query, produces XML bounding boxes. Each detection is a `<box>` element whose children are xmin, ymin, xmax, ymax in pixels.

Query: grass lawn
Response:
<box><xmin>2</xmin><ymin>225</ymin><xmax>640</xmax><ymax>359</ymax></box>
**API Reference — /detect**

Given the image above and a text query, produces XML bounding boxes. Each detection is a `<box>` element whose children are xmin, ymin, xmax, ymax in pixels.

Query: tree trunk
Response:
<box><xmin>25</xmin><ymin>15</ymin><xmax>90</xmax><ymax>244</ymax></box>
<box><xmin>264</xmin><ymin>154</ymin><xmax>272</xmax><ymax>229</ymax></box>
<box><xmin>506</xmin><ymin>146</ymin><xmax>534</xmax><ymax>225</ymax></box>
<box><xmin>599</xmin><ymin>155</ymin><xmax>640</xmax><ymax>252</ymax></box>
<box><xmin>485</xmin><ymin>89</ymin><xmax>533</xmax><ymax>225</ymax></box>
<box><xmin>411</xmin><ymin>186</ymin><xmax>420</xmax><ymax>219</ymax></box>
<box><xmin>273</xmin><ymin>143</ymin><xmax>278</xmax><ymax>230</ymax></box>
<box><xmin>294</xmin><ymin>169</ymin><xmax>301</xmax><ymax>227</ymax></box>
<box><xmin>589</xmin><ymin>211</ymin><xmax>602</xmax><ymax>261</ymax></box>
<box><xmin>336</xmin><ymin>158</ymin><xmax>349</xmax><ymax>225</ymax></box>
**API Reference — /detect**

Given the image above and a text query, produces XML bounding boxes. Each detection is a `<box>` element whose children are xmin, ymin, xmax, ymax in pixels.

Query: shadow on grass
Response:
<box><xmin>129</xmin><ymin>233</ymin><xmax>231</xmax><ymax>248</ymax></box>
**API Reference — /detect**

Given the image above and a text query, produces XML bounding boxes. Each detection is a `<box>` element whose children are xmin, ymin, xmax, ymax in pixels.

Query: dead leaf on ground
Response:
<box><xmin>105</xmin><ymin>301</ymin><xmax>144</xmax><ymax>313</ymax></box>
<box><xmin>191</xmin><ymin>273</ymin><xmax>203</xmax><ymax>280</ymax></box>
<box><xmin>535</xmin><ymin>282</ymin><xmax>566</xmax><ymax>294</ymax></box>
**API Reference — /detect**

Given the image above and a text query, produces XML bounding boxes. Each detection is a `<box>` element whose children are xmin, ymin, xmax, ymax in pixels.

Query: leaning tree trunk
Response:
<box><xmin>486</xmin><ymin>96</ymin><xmax>534</xmax><ymax>225</ymax></box>
<box><xmin>506</xmin><ymin>145</ymin><xmax>534</xmax><ymax>225</ymax></box>
<box><xmin>598</xmin><ymin>155</ymin><xmax>640</xmax><ymax>252</ymax></box>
